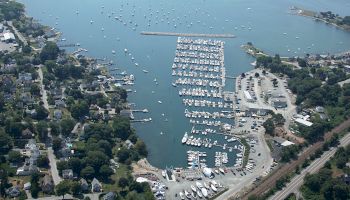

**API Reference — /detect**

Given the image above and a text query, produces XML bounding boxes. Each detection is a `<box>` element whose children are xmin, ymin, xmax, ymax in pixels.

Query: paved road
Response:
<box><xmin>37</xmin><ymin>65</ymin><xmax>62</xmax><ymax>185</ymax></box>
<box><xmin>269</xmin><ymin>132</ymin><xmax>350</xmax><ymax>200</ymax></box>
<box><xmin>7</xmin><ymin>21</ymin><xmax>28</xmax><ymax>45</ymax></box>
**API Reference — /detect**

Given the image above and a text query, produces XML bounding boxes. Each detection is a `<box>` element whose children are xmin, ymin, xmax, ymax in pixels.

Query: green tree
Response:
<box><xmin>99</xmin><ymin>165</ymin><xmax>114</xmax><ymax>178</ymax></box>
<box><xmin>60</xmin><ymin>118</ymin><xmax>75</xmax><ymax>136</ymax></box>
<box><xmin>55</xmin><ymin>180</ymin><xmax>71</xmax><ymax>199</ymax></box>
<box><xmin>80</xmin><ymin>166</ymin><xmax>95</xmax><ymax>179</ymax></box>
<box><xmin>70</xmin><ymin>181</ymin><xmax>81</xmax><ymax>196</ymax></box>
<box><xmin>35</xmin><ymin>105</ymin><xmax>49</xmax><ymax>120</ymax></box>
<box><xmin>70</xmin><ymin>100</ymin><xmax>89</xmax><ymax>120</ymax></box>
<box><xmin>134</xmin><ymin>140</ymin><xmax>148</xmax><ymax>157</ymax></box>
<box><xmin>40</xmin><ymin>42</ymin><xmax>60</xmax><ymax>62</ymax></box>
<box><xmin>52</xmin><ymin>137</ymin><xmax>62</xmax><ymax>153</ymax></box>
<box><xmin>36</xmin><ymin>121</ymin><xmax>48</xmax><ymax>141</ymax></box>
<box><xmin>0</xmin><ymin>131</ymin><xmax>13</xmax><ymax>154</ymax></box>
<box><xmin>67</xmin><ymin>157</ymin><xmax>82</xmax><ymax>174</ymax></box>
<box><xmin>37</xmin><ymin>155</ymin><xmax>49</xmax><ymax>168</ymax></box>
<box><xmin>118</xmin><ymin>177</ymin><xmax>129</xmax><ymax>191</ymax></box>
<box><xmin>7</xmin><ymin>150</ymin><xmax>22</xmax><ymax>163</ymax></box>
<box><xmin>112</xmin><ymin>117</ymin><xmax>132</xmax><ymax>140</ymax></box>
<box><xmin>30</xmin><ymin>84</ymin><xmax>41</xmax><ymax>96</ymax></box>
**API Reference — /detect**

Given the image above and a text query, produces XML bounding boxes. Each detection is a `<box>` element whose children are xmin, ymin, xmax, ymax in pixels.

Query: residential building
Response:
<box><xmin>91</xmin><ymin>178</ymin><xmax>102</xmax><ymax>192</ymax></box>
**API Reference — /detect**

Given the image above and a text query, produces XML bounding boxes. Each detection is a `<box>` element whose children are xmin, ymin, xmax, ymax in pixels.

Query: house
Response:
<box><xmin>91</xmin><ymin>178</ymin><xmax>102</xmax><ymax>192</ymax></box>
<box><xmin>342</xmin><ymin>174</ymin><xmax>350</xmax><ymax>185</ymax></box>
<box><xmin>18</xmin><ymin>72</ymin><xmax>32</xmax><ymax>83</ymax></box>
<box><xmin>21</xmin><ymin>128</ymin><xmax>34</xmax><ymax>139</ymax></box>
<box><xmin>273</xmin><ymin>137</ymin><xmax>295</xmax><ymax>147</ymax></box>
<box><xmin>62</xmin><ymin>169</ymin><xmax>74</xmax><ymax>179</ymax></box>
<box><xmin>272</xmin><ymin>99</ymin><xmax>287</xmax><ymax>108</ymax></box>
<box><xmin>103</xmin><ymin>192</ymin><xmax>117</xmax><ymax>200</ymax></box>
<box><xmin>6</xmin><ymin>186</ymin><xmax>21</xmax><ymax>197</ymax></box>
<box><xmin>16</xmin><ymin>158</ymin><xmax>39</xmax><ymax>176</ymax></box>
<box><xmin>315</xmin><ymin>106</ymin><xmax>325</xmax><ymax>113</ymax></box>
<box><xmin>125</xmin><ymin>140</ymin><xmax>134</xmax><ymax>149</ymax></box>
<box><xmin>55</xmin><ymin>99</ymin><xmax>66</xmax><ymax>108</ymax></box>
<box><xmin>25</xmin><ymin>109</ymin><xmax>37</xmax><ymax>118</ymax></box>
<box><xmin>24</xmin><ymin>182</ymin><xmax>31</xmax><ymax>190</ymax></box>
<box><xmin>80</xmin><ymin>178</ymin><xmax>89</xmax><ymax>192</ymax></box>
<box><xmin>20</xmin><ymin>92</ymin><xmax>33</xmax><ymax>104</ymax></box>
<box><xmin>54</xmin><ymin>110</ymin><xmax>62</xmax><ymax>120</ymax></box>
<box><xmin>41</xmin><ymin>175</ymin><xmax>54</xmax><ymax>193</ymax></box>
<box><xmin>2</xmin><ymin>32</ymin><xmax>16</xmax><ymax>43</ymax></box>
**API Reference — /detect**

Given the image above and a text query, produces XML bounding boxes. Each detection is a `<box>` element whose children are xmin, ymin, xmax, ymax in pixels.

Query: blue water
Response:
<box><xmin>19</xmin><ymin>0</ymin><xmax>350</xmax><ymax>168</ymax></box>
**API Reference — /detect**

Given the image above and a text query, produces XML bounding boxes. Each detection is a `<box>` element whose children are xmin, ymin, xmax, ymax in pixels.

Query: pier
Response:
<box><xmin>141</xmin><ymin>31</ymin><xmax>236</xmax><ymax>38</ymax></box>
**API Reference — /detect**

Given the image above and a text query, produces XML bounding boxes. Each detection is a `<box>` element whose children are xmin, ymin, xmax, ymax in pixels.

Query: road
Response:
<box><xmin>269</xmin><ymin>132</ymin><xmax>350</xmax><ymax>200</ymax></box>
<box><xmin>7</xmin><ymin>21</ymin><xmax>28</xmax><ymax>45</ymax></box>
<box><xmin>37</xmin><ymin>65</ymin><xmax>62</xmax><ymax>185</ymax></box>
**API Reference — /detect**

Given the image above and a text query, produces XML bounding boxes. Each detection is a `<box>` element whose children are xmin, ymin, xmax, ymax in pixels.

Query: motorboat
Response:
<box><xmin>201</xmin><ymin>188</ymin><xmax>208</xmax><ymax>197</ymax></box>
<box><xmin>197</xmin><ymin>190</ymin><xmax>203</xmax><ymax>198</ymax></box>
<box><xmin>219</xmin><ymin>168</ymin><xmax>225</xmax><ymax>174</ymax></box>
<box><xmin>161</xmin><ymin>170</ymin><xmax>166</xmax><ymax>178</ymax></box>
<box><xmin>211</xmin><ymin>184</ymin><xmax>217</xmax><ymax>192</ymax></box>
<box><xmin>191</xmin><ymin>185</ymin><xmax>197</xmax><ymax>192</ymax></box>
<box><xmin>182</xmin><ymin>132</ymin><xmax>188</xmax><ymax>144</ymax></box>
<box><xmin>196</xmin><ymin>181</ymin><xmax>203</xmax><ymax>189</ymax></box>
<box><xmin>184</xmin><ymin>190</ymin><xmax>191</xmax><ymax>199</ymax></box>
<box><xmin>179</xmin><ymin>192</ymin><xmax>185</xmax><ymax>200</ymax></box>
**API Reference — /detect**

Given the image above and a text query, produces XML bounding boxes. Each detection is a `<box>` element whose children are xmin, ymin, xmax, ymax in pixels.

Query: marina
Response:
<box><xmin>171</xmin><ymin>37</ymin><xmax>243</xmax><ymax>168</ymax></box>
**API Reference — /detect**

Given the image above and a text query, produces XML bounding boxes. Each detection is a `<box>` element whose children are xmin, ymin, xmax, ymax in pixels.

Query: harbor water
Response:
<box><xmin>19</xmin><ymin>0</ymin><xmax>350</xmax><ymax>168</ymax></box>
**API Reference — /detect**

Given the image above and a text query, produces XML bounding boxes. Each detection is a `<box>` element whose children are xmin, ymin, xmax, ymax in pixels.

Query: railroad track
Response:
<box><xmin>240</xmin><ymin>118</ymin><xmax>350</xmax><ymax>200</ymax></box>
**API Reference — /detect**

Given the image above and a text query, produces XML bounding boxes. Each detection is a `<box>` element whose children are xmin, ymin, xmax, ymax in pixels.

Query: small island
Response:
<box><xmin>290</xmin><ymin>6</ymin><xmax>350</xmax><ymax>31</ymax></box>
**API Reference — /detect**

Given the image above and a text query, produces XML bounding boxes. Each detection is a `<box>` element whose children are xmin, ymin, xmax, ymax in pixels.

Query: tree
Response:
<box><xmin>40</xmin><ymin>42</ymin><xmax>59</xmax><ymax>62</ymax></box>
<box><xmin>117</xmin><ymin>148</ymin><xmax>131</xmax><ymax>163</ymax></box>
<box><xmin>70</xmin><ymin>100</ymin><xmax>89</xmax><ymax>120</ymax></box>
<box><xmin>37</xmin><ymin>155</ymin><xmax>49</xmax><ymax>168</ymax></box>
<box><xmin>55</xmin><ymin>180</ymin><xmax>71</xmax><ymax>199</ymax></box>
<box><xmin>112</xmin><ymin>117</ymin><xmax>132</xmax><ymax>140</ymax></box>
<box><xmin>254</xmin><ymin>72</ymin><xmax>260</xmax><ymax>78</ymax></box>
<box><xmin>36</xmin><ymin>121</ymin><xmax>48</xmax><ymax>141</ymax></box>
<box><xmin>0</xmin><ymin>131</ymin><xmax>13</xmax><ymax>154</ymax></box>
<box><xmin>99</xmin><ymin>165</ymin><xmax>113</xmax><ymax>178</ymax></box>
<box><xmin>68</xmin><ymin>157</ymin><xmax>82</xmax><ymax>175</ymax></box>
<box><xmin>70</xmin><ymin>181</ymin><xmax>81</xmax><ymax>196</ymax></box>
<box><xmin>30</xmin><ymin>84</ymin><xmax>41</xmax><ymax>96</ymax></box>
<box><xmin>60</xmin><ymin>118</ymin><xmax>75</xmax><ymax>136</ymax></box>
<box><xmin>49</xmin><ymin>122</ymin><xmax>60</xmax><ymax>136</ymax></box>
<box><xmin>52</xmin><ymin>137</ymin><xmax>62</xmax><ymax>153</ymax></box>
<box><xmin>80</xmin><ymin>166</ymin><xmax>95</xmax><ymax>179</ymax></box>
<box><xmin>35</xmin><ymin>105</ymin><xmax>49</xmax><ymax>120</ymax></box>
<box><xmin>134</xmin><ymin>140</ymin><xmax>148</xmax><ymax>157</ymax></box>
<box><xmin>118</xmin><ymin>177</ymin><xmax>129</xmax><ymax>191</ymax></box>
<box><xmin>30</xmin><ymin>173</ymin><xmax>40</xmax><ymax>198</ymax></box>
<box><xmin>7</xmin><ymin>150</ymin><xmax>22</xmax><ymax>163</ymax></box>
<box><xmin>85</xmin><ymin>151</ymin><xmax>109</xmax><ymax>171</ymax></box>
<box><xmin>263</xmin><ymin>118</ymin><xmax>275</xmax><ymax>135</ymax></box>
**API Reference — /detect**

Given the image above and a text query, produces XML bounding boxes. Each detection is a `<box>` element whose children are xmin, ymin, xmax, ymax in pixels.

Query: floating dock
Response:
<box><xmin>141</xmin><ymin>31</ymin><xmax>236</xmax><ymax>38</ymax></box>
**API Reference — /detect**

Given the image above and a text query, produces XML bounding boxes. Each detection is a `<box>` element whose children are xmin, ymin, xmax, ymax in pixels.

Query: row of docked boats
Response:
<box><xmin>215</xmin><ymin>152</ymin><xmax>228</xmax><ymax>167</ymax></box>
<box><xmin>182</xmin><ymin>98</ymin><xmax>233</xmax><ymax>108</ymax></box>
<box><xmin>172</xmin><ymin>63</ymin><xmax>222</xmax><ymax>73</ymax></box>
<box><xmin>173</xmin><ymin>77</ymin><xmax>222</xmax><ymax>87</ymax></box>
<box><xmin>179</xmin><ymin>180</ymin><xmax>222</xmax><ymax>200</ymax></box>
<box><xmin>179</xmin><ymin>88</ymin><xmax>223</xmax><ymax>98</ymax></box>
<box><xmin>172</xmin><ymin>70</ymin><xmax>222</xmax><ymax>79</ymax></box>
<box><xmin>184</xmin><ymin>109</ymin><xmax>234</xmax><ymax>119</ymax></box>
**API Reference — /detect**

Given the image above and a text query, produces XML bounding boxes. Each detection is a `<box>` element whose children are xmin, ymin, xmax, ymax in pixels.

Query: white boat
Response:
<box><xmin>197</xmin><ymin>190</ymin><xmax>203</xmax><ymax>198</ymax></box>
<box><xmin>179</xmin><ymin>192</ymin><xmax>185</xmax><ymax>200</ymax></box>
<box><xmin>219</xmin><ymin>168</ymin><xmax>225</xmax><ymax>174</ymax></box>
<box><xmin>161</xmin><ymin>170</ymin><xmax>166</xmax><ymax>178</ymax></box>
<box><xmin>204</xmin><ymin>182</ymin><xmax>210</xmax><ymax>189</ymax></box>
<box><xmin>182</xmin><ymin>132</ymin><xmax>188</xmax><ymax>144</ymax></box>
<box><xmin>191</xmin><ymin>192</ymin><xmax>196</xmax><ymax>198</ymax></box>
<box><xmin>211</xmin><ymin>184</ymin><xmax>217</xmax><ymax>192</ymax></box>
<box><xmin>201</xmin><ymin>188</ymin><xmax>208</xmax><ymax>197</ymax></box>
<box><xmin>196</xmin><ymin>181</ymin><xmax>203</xmax><ymax>189</ymax></box>
<box><xmin>211</xmin><ymin>180</ymin><xmax>218</xmax><ymax>186</ymax></box>
<box><xmin>184</xmin><ymin>190</ymin><xmax>191</xmax><ymax>199</ymax></box>
<box><xmin>112</xmin><ymin>50</ymin><xmax>116</xmax><ymax>54</ymax></box>
<box><xmin>191</xmin><ymin>185</ymin><xmax>197</xmax><ymax>192</ymax></box>
<box><xmin>158</xmin><ymin>101</ymin><xmax>162</xmax><ymax>104</ymax></box>
<box><xmin>142</xmin><ymin>69</ymin><xmax>149</xmax><ymax>73</ymax></box>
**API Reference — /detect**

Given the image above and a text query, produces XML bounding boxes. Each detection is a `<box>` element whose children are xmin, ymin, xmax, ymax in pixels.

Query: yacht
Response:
<box><xmin>211</xmin><ymin>184</ymin><xmax>217</xmax><ymax>192</ymax></box>
<box><xmin>196</xmin><ymin>181</ymin><xmax>203</xmax><ymax>189</ymax></box>
<box><xmin>161</xmin><ymin>170</ymin><xmax>166</xmax><ymax>178</ymax></box>
<box><xmin>184</xmin><ymin>190</ymin><xmax>191</xmax><ymax>199</ymax></box>
<box><xmin>201</xmin><ymin>188</ymin><xmax>208</xmax><ymax>197</ymax></box>
<box><xmin>182</xmin><ymin>132</ymin><xmax>188</xmax><ymax>144</ymax></box>
<box><xmin>191</xmin><ymin>185</ymin><xmax>197</xmax><ymax>192</ymax></box>
<box><xmin>179</xmin><ymin>192</ymin><xmax>185</xmax><ymax>200</ymax></box>
<box><xmin>142</xmin><ymin>69</ymin><xmax>149</xmax><ymax>73</ymax></box>
<box><xmin>204</xmin><ymin>182</ymin><xmax>210</xmax><ymax>189</ymax></box>
<box><xmin>197</xmin><ymin>190</ymin><xmax>203</xmax><ymax>198</ymax></box>
<box><xmin>158</xmin><ymin>100</ymin><xmax>162</xmax><ymax>104</ymax></box>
